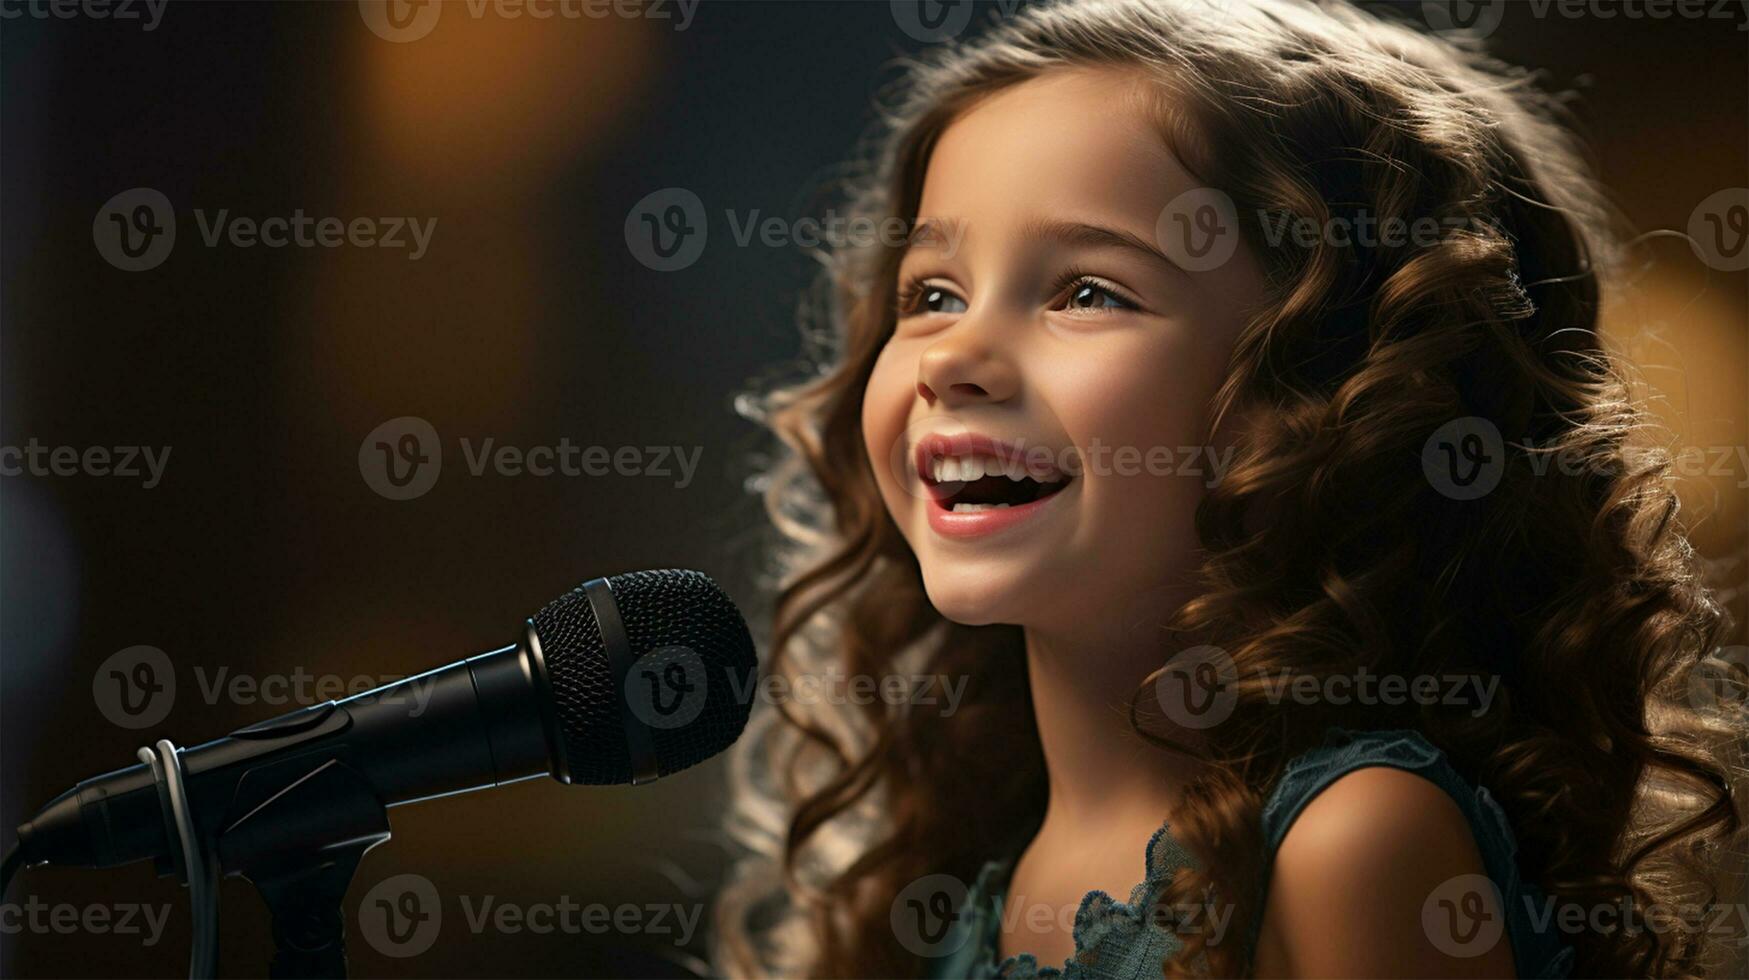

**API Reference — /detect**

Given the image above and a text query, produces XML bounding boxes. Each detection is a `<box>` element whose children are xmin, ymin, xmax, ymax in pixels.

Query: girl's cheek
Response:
<box><xmin>861</xmin><ymin>341</ymin><xmax>916</xmax><ymax>505</ymax></box>
<box><xmin>1049</xmin><ymin>339</ymin><xmax>1203</xmax><ymax>443</ymax></box>
<box><xmin>1039</xmin><ymin>338</ymin><xmax>1231</xmax><ymax>517</ymax></box>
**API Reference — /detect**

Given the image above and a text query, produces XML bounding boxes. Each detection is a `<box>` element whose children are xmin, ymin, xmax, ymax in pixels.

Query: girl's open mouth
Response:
<box><xmin>913</xmin><ymin>433</ymin><xmax>1075</xmax><ymax>537</ymax></box>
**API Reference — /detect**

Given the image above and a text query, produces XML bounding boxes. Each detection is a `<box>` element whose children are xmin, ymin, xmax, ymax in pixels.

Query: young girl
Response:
<box><xmin>717</xmin><ymin>0</ymin><xmax>1743</xmax><ymax>976</ymax></box>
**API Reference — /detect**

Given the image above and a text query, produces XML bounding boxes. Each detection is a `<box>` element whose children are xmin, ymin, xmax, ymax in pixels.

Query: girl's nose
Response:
<box><xmin>915</xmin><ymin>336</ymin><xmax>1019</xmax><ymax>407</ymax></box>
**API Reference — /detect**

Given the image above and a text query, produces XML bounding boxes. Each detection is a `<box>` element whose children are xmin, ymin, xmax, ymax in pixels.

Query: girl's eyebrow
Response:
<box><xmin>901</xmin><ymin>216</ymin><xmax>967</xmax><ymax>258</ymax></box>
<box><xmin>900</xmin><ymin>215</ymin><xmax>1186</xmax><ymax>276</ymax></box>
<box><xmin>1018</xmin><ymin>216</ymin><xmax>1186</xmax><ymax>275</ymax></box>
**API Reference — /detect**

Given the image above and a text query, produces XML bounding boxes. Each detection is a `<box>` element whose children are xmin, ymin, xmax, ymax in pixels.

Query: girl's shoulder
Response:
<box><xmin>1255</xmin><ymin>728</ymin><xmax>1575</xmax><ymax>979</ymax></box>
<box><xmin>1263</xmin><ymin>727</ymin><xmax>1483</xmax><ymax>846</ymax></box>
<box><xmin>931</xmin><ymin>728</ymin><xmax>1575</xmax><ymax>979</ymax></box>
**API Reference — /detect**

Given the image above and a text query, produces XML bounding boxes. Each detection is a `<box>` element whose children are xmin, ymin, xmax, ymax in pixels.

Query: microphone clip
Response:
<box><xmin>221</xmin><ymin>755</ymin><xmax>391</xmax><ymax>979</ymax></box>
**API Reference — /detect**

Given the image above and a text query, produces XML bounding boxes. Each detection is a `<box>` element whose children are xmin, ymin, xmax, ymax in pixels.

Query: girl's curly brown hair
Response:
<box><xmin>714</xmin><ymin>1</ymin><xmax>1746</xmax><ymax>976</ymax></box>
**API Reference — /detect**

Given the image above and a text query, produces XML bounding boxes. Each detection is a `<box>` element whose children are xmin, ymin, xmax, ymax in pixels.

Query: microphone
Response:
<box><xmin>10</xmin><ymin>568</ymin><xmax>757</xmax><ymax>873</ymax></box>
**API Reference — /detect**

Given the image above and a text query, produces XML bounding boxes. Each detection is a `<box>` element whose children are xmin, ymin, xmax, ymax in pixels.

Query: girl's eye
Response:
<box><xmin>895</xmin><ymin>272</ymin><xmax>1139</xmax><ymax>319</ymax></box>
<box><xmin>897</xmin><ymin>279</ymin><xmax>968</xmax><ymax>317</ymax></box>
<box><xmin>1056</xmin><ymin>275</ymin><xmax>1138</xmax><ymax>314</ymax></box>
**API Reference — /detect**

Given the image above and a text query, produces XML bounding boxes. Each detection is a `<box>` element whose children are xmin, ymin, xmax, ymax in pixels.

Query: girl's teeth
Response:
<box><xmin>950</xmin><ymin>502</ymin><xmax>1011</xmax><ymax>513</ymax></box>
<box><xmin>926</xmin><ymin>453</ymin><xmax>1067</xmax><ymax>484</ymax></box>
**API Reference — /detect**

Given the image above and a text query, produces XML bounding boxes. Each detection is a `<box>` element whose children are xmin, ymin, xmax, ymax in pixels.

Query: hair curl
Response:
<box><xmin>715</xmin><ymin>1</ymin><xmax>1746</xmax><ymax>976</ymax></box>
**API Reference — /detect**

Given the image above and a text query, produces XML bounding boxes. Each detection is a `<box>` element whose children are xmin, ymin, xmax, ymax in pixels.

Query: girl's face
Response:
<box><xmin>861</xmin><ymin>68</ymin><xmax>1266</xmax><ymax>638</ymax></box>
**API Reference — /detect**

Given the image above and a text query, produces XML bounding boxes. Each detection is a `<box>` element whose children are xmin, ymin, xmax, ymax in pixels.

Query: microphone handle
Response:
<box><xmin>18</xmin><ymin>632</ymin><xmax>563</xmax><ymax>871</ymax></box>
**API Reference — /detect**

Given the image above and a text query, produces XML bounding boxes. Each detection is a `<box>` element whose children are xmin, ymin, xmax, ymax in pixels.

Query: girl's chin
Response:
<box><xmin>918</xmin><ymin>570</ymin><xmax>1050</xmax><ymax>629</ymax></box>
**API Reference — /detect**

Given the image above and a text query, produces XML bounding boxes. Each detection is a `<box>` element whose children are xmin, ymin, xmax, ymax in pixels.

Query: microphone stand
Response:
<box><xmin>212</xmin><ymin>756</ymin><xmax>391</xmax><ymax>979</ymax></box>
<box><xmin>125</xmin><ymin>642</ymin><xmax>553</xmax><ymax>979</ymax></box>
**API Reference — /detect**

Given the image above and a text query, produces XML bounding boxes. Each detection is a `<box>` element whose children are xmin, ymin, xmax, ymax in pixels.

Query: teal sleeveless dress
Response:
<box><xmin>927</xmin><ymin>728</ymin><xmax>1574</xmax><ymax>979</ymax></box>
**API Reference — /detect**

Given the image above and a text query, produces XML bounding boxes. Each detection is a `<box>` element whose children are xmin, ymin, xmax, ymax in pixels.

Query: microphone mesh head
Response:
<box><xmin>530</xmin><ymin>569</ymin><xmax>756</xmax><ymax>785</ymax></box>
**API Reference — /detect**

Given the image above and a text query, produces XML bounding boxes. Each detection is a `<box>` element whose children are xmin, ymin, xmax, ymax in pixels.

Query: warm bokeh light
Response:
<box><xmin>307</xmin><ymin>2</ymin><xmax>659</xmax><ymax>433</ymax></box>
<box><xmin>1604</xmin><ymin>255</ymin><xmax>1748</xmax><ymax>635</ymax></box>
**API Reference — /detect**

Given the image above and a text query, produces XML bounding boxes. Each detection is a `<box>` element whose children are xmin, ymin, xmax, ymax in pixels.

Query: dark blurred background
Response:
<box><xmin>2</xmin><ymin>1</ymin><xmax>1744</xmax><ymax>976</ymax></box>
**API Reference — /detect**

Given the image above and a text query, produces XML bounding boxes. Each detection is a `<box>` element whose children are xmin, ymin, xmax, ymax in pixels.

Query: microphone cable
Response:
<box><xmin>139</xmin><ymin>740</ymin><xmax>219</xmax><ymax>980</ymax></box>
<box><xmin>1</xmin><ymin>746</ymin><xmax>217</xmax><ymax>979</ymax></box>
